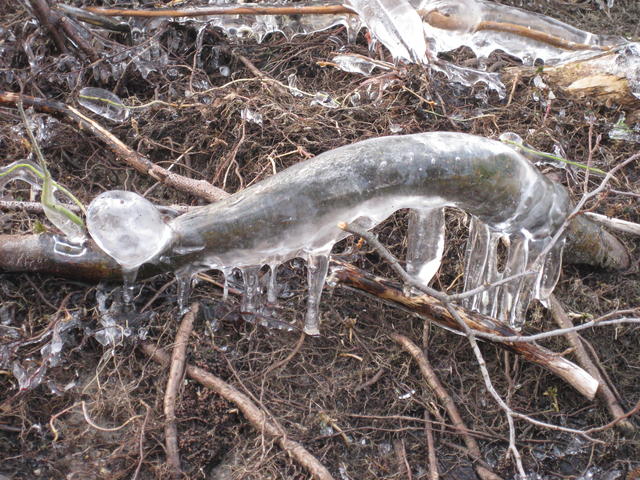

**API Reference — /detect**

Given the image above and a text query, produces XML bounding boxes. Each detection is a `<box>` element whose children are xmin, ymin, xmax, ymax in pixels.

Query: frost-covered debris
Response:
<box><xmin>93</xmin><ymin>287</ymin><xmax>152</xmax><ymax>347</ymax></box>
<box><xmin>40</xmin><ymin>314</ymin><xmax>81</xmax><ymax>367</ymax></box>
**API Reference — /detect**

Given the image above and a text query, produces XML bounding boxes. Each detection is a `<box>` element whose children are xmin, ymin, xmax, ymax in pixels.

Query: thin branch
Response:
<box><xmin>141</xmin><ymin>342</ymin><xmax>335</xmax><ymax>480</ymax></box>
<box><xmin>164</xmin><ymin>303</ymin><xmax>200</xmax><ymax>477</ymax></box>
<box><xmin>0</xmin><ymin>90</ymin><xmax>229</xmax><ymax>202</ymax></box>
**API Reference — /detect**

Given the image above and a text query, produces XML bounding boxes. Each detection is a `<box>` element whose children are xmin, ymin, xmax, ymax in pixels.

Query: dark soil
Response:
<box><xmin>1</xmin><ymin>1</ymin><xmax>639</xmax><ymax>479</ymax></box>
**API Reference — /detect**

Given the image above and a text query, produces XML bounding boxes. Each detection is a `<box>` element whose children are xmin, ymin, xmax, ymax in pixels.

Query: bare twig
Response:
<box><xmin>391</xmin><ymin>333</ymin><xmax>502</xmax><ymax>480</ymax></box>
<box><xmin>0</xmin><ymin>91</ymin><xmax>229</xmax><ymax>202</ymax></box>
<box><xmin>424</xmin><ymin>409</ymin><xmax>439</xmax><ymax>480</ymax></box>
<box><xmin>164</xmin><ymin>303</ymin><xmax>200</xmax><ymax>477</ymax></box>
<box><xmin>583</xmin><ymin>212</ymin><xmax>640</xmax><ymax>236</ymax></box>
<box><xmin>549</xmin><ymin>295</ymin><xmax>635</xmax><ymax>432</ymax></box>
<box><xmin>140</xmin><ymin>343</ymin><xmax>335</xmax><ymax>480</ymax></box>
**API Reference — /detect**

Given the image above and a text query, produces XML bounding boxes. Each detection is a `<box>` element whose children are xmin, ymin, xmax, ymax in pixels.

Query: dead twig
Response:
<box><xmin>549</xmin><ymin>295</ymin><xmax>635</xmax><ymax>432</ymax></box>
<box><xmin>164</xmin><ymin>303</ymin><xmax>200</xmax><ymax>478</ymax></box>
<box><xmin>391</xmin><ymin>333</ymin><xmax>502</xmax><ymax>480</ymax></box>
<box><xmin>0</xmin><ymin>91</ymin><xmax>229</xmax><ymax>202</ymax></box>
<box><xmin>140</xmin><ymin>343</ymin><xmax>335</xmax><ymax>480</ymax></box>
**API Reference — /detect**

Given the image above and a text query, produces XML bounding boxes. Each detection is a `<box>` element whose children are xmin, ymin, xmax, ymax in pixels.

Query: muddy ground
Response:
<box><xmin>1</xmin><ymin>1</ymin><xmax>639</xmax><ymax>479</ymax></box>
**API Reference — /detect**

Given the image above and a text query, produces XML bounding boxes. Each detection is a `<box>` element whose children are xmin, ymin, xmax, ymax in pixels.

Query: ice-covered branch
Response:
<box><xmin>1</xmin><ymin>132</ymin><xmax>631</xmax><ymax>337</ymax></box>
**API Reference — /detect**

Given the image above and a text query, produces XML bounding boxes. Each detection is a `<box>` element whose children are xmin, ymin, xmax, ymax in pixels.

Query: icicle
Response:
<box><xmin>344</xmin><ymin>0</ymin><xmax>428</xmax><ymax>63</ymax></box>
<box><xmin>406</xmin><ymin>207</ymin><xmax>445</xmax><ymax>287</ymax></box>
<box><xmin>240</xmin><ymin>266</ymin><xmax>262</xmax><ymax>313</ymax></box>
<box><xmin>476</xmin><ymin>231</ymin><xmax>503</xmax><ymax>318</ymax></box>
<box><xmin>221</xmin><ymin>267</ymin><xmax>232</xmax><ymax>301</ymax></box>
<box><xmin>304</xmin><ymin>253</ymin><xmax>330</xmax><ymax>336</ymax></box>
<box><xmin>267</xmin><ymin>263</ymin><xmax>280</xmax><ymax>304</ymax></box>
<box><xmin>495</xmin><ymin>235</ymin><xmax>529</xmax><ymax>327</ymax></box>
<box><xmin>175</xmin><ymin>268</ymin><xmax>195</xmax><ymax>314</ymax></box>
<box><xmin>121</xmin><ymin>268</ymin><xmax>138</xmax><ymax>305</ymax></box>
<box><xmin>536</xmin><ymin>239</ymin><xmax>565</xmax><ymax>304</ymax></box>
<box><xmin>462</xmin><ymin>218</ymin><xmax>491</xmax><ymax>311</ymax></box>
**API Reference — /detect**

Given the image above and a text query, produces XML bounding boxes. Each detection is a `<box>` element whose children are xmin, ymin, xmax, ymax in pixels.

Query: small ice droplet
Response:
<box><xmin>87</xmin><ymin>190</ymin><xmax>173</xmax><ymax>270</ymax></box>
<box><xmin>241</xmin><ymin>108</ymin><xmax>263</xmax><ymax>125</ymax></box>
<box><xmin>78</xmin><ymin>87</ymin><xmax>130</xmax><ymax>123</ymax></box>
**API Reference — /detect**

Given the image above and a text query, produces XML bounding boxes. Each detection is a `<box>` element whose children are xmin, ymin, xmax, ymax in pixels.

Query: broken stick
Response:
<box><xmin>329</xmin><ymin>260</ymin><xmax>599</xmax><ymax>400</ymax></box>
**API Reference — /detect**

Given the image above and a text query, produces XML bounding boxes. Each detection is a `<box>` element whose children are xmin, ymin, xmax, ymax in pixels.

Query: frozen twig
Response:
<box><xmin>164</xmin><ymin>303</ymin><xmax>200</xmax><ymax>478</ymax></box>
<box><xmin>141</xmin><ymin>342</ymin><xmax>335</xmax><ymax>480</ymax></box>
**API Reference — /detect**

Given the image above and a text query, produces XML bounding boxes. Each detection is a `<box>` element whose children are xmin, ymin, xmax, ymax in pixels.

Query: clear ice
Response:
<box><xmin>86</xmin><ymin>190</ymin><xmax>174</xmax><ymax>294</ymax></box>
<box><xmin>417</xmin><ymin>0</ymin><xmax>625</xmax><ymax>65</ymax></box>
<box><xmin>88</xmin><ymin>132</ymin><xmax>566</xmax><ymax>334</ymax></box>
<box><xmin>78</xmin><ymin>87</ymin><xmax>131</xmax><ymax>123</ymax></box>
<box><xmin>344</xmin><ymin>0</ymin><xmax>428</xmax><ymax>63</ymax></box>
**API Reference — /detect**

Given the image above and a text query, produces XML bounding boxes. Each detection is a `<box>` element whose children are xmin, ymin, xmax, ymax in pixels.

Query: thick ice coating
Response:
<box><xmin>417</xmin><ymin>0</ymin><xmax>624</xmax><ymax>65</ymax></box>
<box><xmin>87</xmin><ymin>190</ymin><xmax>173</xmax><ymax>271</ymax></box>
<box><xmin>165</xmin><ymin>132</ymin><xmax>570</xmax><ymax>334</ymax></box>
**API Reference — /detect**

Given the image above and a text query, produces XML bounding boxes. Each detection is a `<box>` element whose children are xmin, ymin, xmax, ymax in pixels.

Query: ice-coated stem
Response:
<box><xmin>159</xmin><ymin>132</ymin><xmax>571</xmax><ymax>332</ymax></box>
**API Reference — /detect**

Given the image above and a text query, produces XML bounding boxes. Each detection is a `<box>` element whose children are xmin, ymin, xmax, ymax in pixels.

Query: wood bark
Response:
<box><xmin>330</xmin><ymin>260</ymin><xmax>599</xmax><ymax>400</ymax></box>
<box><xmin>505</xmin><ymin>48</ymin><xmax>640</xmax><ymax>112</ymax></box>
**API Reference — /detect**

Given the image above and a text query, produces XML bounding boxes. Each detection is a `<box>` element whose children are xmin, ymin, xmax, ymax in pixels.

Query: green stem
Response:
<box><xmin>15</xmin><ymin>100</ymin><xmax>87</xmax><ymax>226</ymax></box>
<box><xmin>501</xmin><ymin>139</ymin><xmax>606</xmax><ymax>175</ymax></box>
